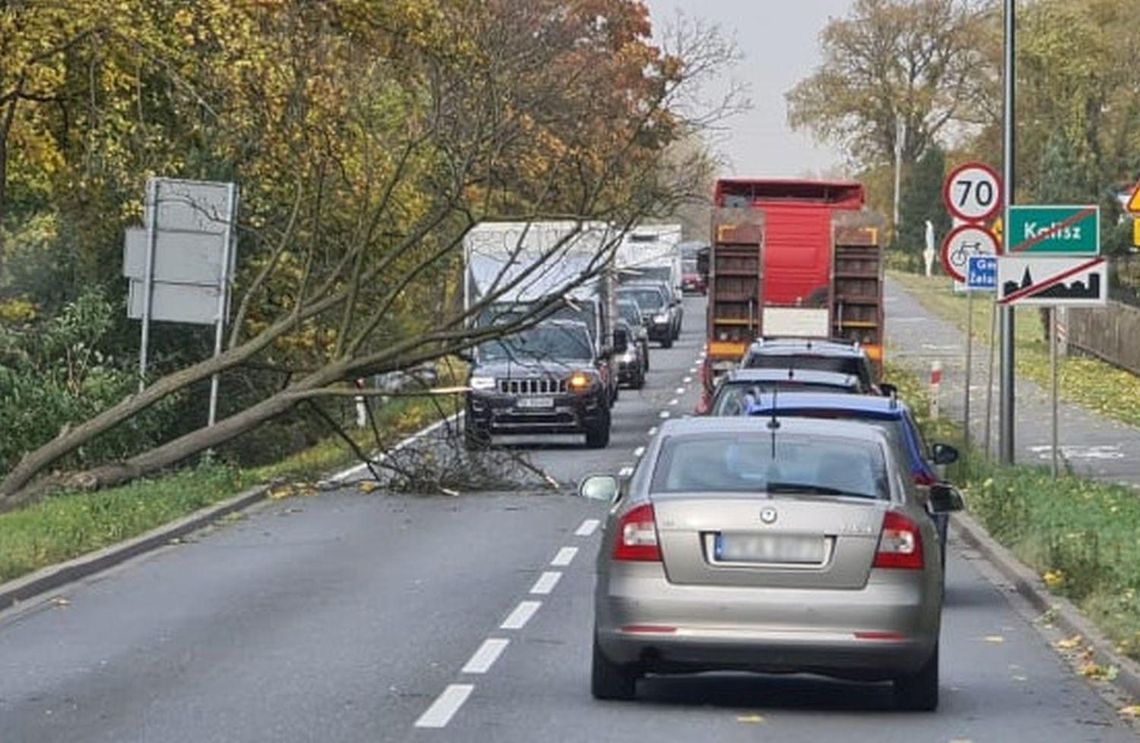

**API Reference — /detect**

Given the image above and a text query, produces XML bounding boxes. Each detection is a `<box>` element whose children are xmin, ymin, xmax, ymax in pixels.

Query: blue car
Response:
<box><xmin>742</xmin><ymin>393</ymin><xmax>960</xmax><ymax>565</ymax></box>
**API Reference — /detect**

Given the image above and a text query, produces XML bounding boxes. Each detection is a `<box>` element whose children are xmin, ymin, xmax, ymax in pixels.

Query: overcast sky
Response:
<box><xmin>644</xmin><ymin>0</ymin><xmax>855</xmax><ymax>178</ymax></box>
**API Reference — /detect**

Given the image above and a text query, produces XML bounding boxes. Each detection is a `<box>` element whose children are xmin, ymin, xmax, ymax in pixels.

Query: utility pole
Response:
<box><xmin>893</xmin><ymin>112</ymin><xmax>906</xmax><ymax>243</ymax></box>
<box><xmin>999</xmin><ymin>0</ymin><xmax>1016</xmax><ymax>464</ymax></box>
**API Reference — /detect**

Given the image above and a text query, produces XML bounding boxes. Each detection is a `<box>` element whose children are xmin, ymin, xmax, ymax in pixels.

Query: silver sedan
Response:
<box><xmin>579</xmin><ymin>416</ymin><xmax>964</xmax><ymax>710</ymax></box>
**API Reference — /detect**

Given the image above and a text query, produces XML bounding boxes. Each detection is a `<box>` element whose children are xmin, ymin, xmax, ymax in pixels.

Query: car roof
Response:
<box><xmin>745</xmin><ymin>337</ymin><xmax>864</xmax><ymax>358</ymax></box>
<box><xmin>743</xmin><ymin>392</ymin><xmax>910</xmax><ymax>419</ymax></box>
<box><xmin>722</xmin><ymin>368</ymin><xmax>860</xmax><ymax>386</ymax></box>
<box><xmin>657</xmin><ymin>415</ymin><xmax>894</xmax><ymax>447</ymax></box>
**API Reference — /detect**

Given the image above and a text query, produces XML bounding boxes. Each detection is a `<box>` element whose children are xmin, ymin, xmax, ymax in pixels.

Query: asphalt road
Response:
<box><xmin>1</xmin><ymin>296</ymin><xmax>1135</xmax><ymax>742</ymax></box>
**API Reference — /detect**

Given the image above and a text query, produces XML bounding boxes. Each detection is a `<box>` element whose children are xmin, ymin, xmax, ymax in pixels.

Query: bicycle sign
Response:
<box><xmin>943</xmin><ymin>162</ymin><xmax>1003</xmax><ymax>223</ymax></box>
<box><xmin>940</xmin><ymin>224</ymin><xmax>999</xmax><ymax>283</ymax></box>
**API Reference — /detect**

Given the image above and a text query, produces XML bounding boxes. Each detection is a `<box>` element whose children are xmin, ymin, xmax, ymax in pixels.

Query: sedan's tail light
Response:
<box><xmin>613</xmin><ymin>504</ymin><xmax>661</xmax><ymax>562</ymax></box>
<box><xmin>873</xmin><ymin>511</ymin><xmax>924</xmax><ymax>569</ymax></box>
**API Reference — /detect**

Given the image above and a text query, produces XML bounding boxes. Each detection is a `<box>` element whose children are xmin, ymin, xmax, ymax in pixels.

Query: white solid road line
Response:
<box><xmin>461</xmin><ymin>638</ymin><xmax>509</xmax><ymax>674</ymax></box>
<box><xmin>415</xmin><ymin>684</ymin><xmax>474</xmax><ymax>728</ymax></box>
<box><xmin>551</xmin><ymin>547</ymin><xmax>578</xmax><ymax>567</ymax></box>
<box><xmin>575</xmin><ymin>518</ymin><xmax>600</xmax><ymax>537</ymax></box>
<box><xmin>501</xmin><ymin>600</ymin><xmax>542</xmax><ymax>630</ymax></box>
<box><xmin>529</xmin><ymin>571</ymin><xmax>562</xmax><ymax>595</ymax></box>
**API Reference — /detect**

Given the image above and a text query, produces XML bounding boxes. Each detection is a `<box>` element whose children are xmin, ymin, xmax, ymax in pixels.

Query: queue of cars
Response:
<box><xmin>581</xmin><ymin>335</ymin><xmax>965</xmax><ymax>710</ymax></box>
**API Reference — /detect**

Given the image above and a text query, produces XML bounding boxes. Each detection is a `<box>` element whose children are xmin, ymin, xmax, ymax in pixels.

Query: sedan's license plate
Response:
<box><xmin>715</xmin><ymin>534</ymin><xmax>824</xmax><ymax>565</ymax></box>
<box><xmin>516</xmin><ymin>397</ymin><xmax>554</xmax><ymax>409</ymax></box>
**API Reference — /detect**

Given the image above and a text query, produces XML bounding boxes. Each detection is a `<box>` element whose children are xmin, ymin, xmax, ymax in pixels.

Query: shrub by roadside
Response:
<box><xmin>885</xmin><ymin>361</ymin><xmax>1140</xmax><ymax>662</ymax></box>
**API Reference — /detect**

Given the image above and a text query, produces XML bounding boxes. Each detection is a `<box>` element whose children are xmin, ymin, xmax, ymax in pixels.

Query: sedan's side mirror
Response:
<box><xmin>579</xmin><ymin>474</ymin><xmax>619</xmax><ymax>502</ymax></box>
<box><xmin>931</xmin><ymin>442</ymin><xmax>959</xmax><ymax>465</ymax></box>
<box><xmin>928</xmin><ymin>483</ymin><xmax>965</xmax><ymax>513</ymax></box>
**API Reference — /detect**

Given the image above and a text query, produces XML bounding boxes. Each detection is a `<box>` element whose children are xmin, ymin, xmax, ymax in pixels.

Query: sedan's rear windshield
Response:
<box><xmin>745</xmin><ymin>355</ymin><xmax>865</xmax><ymax>379</ymax></box>
<box><xmin>619</xmin><ymin>289</ymin><xmax>665</xmax><ymax>310</ymax></box>
<box><xmin>650</xmin><ymin>433</ymin><xmax>889</xmax><ymax>499</ymax></box>
<box><xmin>711</xmin><ymin>382</ymin><xmax>857</xmax><ymax>415</ymax></box>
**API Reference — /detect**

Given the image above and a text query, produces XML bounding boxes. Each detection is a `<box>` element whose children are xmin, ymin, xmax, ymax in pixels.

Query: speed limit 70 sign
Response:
<box><xmin>943</xmin><ymin>162</ymin><xmax>1003</xmax><ymax>223</ymax></box>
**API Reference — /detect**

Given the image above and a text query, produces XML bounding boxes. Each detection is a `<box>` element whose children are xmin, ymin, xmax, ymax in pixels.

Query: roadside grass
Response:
<box><xmin>886</xmin><ymin>361</ymin><xmax>1140</xmax><ymax>662</ymax></box>
<box><xmin>889</xmin><ymin>271</ymin><xmax>1140</xmax><ymax>429</ymax></box>
<box><xmin>0</xmin><ymin>387</ymin><xmax>465</xmax><ymax>585</ymax></box>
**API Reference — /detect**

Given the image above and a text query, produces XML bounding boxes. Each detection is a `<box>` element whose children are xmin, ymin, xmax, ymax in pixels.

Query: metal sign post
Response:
<box><xmin>207</xmin><ymin>183</ymin><xmax>239</xmax><ymax>428</ymax></box>
<box><xmin>963</xmin><ymin>255</ymin><xmax>997</xmax><ymax>454</ymax></box>
<box><xmin>139</xmin><ymin>179</ymin><xmax>159</xmax><ymax>390</ymax></box>
<box><xmin>983</xmin><ymin>299</ymin><xmax>998</xmax><ymax>458</ymax></box>
<box><xmin>1050</xmin><ymin>307</ymin><xmax>1059</xmax><ymax>477</ymax></box>
<box><xmin>999</xmin><ymin>0</ymin><xmax>1017</xmax><ymax>466</ymax></box>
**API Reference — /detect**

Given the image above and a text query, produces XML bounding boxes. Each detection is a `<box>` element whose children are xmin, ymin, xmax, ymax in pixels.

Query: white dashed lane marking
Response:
<box><xmin>529</xmin><ymin>571</ymin><xmax>562</xmax><ymax>595</ymax></box>
<box><xmin>461</xmin><ymin>639</ymin><xmax>509</xmax><ymax>674</ymax></box>
<box><xmin>551</xmin><ymin>547</ymin><xmax>578</xmax><ymax>566</ymax></box>
<box><xmin>675</xmin><ymin>387</ymin><xmax>686</xmax><ymax>394</ymax></box>
<box><xmin>415</xmin><ymin>684</ymin><xmax>474</xmax><ymax>728</ymax></box>
<box><xmin>500</xmin><ymin>600</ymin><xmax>542</xmax><ymax>630</ymax></box>
<box><xmin>683</xmin><ymin>376</ymin><xmax>692</xmax><ymax>383</ymax></box>
<box><xmin>575</xmin><ymin>518</ymin><xmax>600</xmax><ymax>537</ymax></box>
<box><xmin>634</xmin><ymin>446</ymin><xmax>645</xmax><ymax>458</ymax></box>
<box><xmin>659</xmin><ymin>411</ymin><xmax>671</xmax><ymax>419</ymax></box>
<box><xmin>648</xmin><ymin>426</ymin><xmax>658</xmax><ymax>436</ymax></box>
<box><xmin>668</xmin><ymin>398</ymin><xmax>678</xmax><ymax>406</ymax></box>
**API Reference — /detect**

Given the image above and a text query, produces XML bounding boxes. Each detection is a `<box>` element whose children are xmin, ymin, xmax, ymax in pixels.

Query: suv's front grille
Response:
<box><xmin>498</xmin><ymin>378</ymin><xmax>567</xmax><ymax>395</ymax></box>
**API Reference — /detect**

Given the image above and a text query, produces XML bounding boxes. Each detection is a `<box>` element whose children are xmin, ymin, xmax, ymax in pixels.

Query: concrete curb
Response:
<box><xmin>0</xmin><ymin>484</ymin><xmax>268</xmax><ymax>613</ymax></box>
<box><xmin>952</xmin><ymin>511</ymin><xmax>1140</xmax><ymax>702</ymax></box>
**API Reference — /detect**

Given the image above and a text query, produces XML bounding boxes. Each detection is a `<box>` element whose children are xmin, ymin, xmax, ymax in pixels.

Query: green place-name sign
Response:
<box><xmin>1007</xmin><ymin>205</ymin><xmax>1099</xmax><ymax>256</ymax></box>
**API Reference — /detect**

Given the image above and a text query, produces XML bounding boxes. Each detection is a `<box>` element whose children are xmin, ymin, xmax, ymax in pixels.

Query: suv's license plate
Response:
<box><xmin>714</xmin><ymin>534</ymin><xmax>824</xmax><ymax>564</ymax></box>
<box><xmin>516</xmin><ymin>397</ymin><xmax>554</xmax><ymax>409</ymax></box>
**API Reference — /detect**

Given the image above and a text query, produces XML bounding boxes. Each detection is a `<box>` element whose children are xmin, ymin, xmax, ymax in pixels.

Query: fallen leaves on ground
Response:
<box><xmin>357</xmin><ymin>480</ymin><xmax>381</xmax><ymax>494</ymax></box>
<box><xmin>1055</xmin><ymin>635</ymin><xmax>1083</xmax><ymax>651</ymax></box>
<box><xmin>1119</xmin><ymin>705</ymin><xmax>1140</xmax><ymax>718</ymax></box>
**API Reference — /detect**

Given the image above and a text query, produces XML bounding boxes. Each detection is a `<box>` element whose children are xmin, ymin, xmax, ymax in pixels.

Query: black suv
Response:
<box><xmin>464</xmin><ymin>320</ymin><xmax>611</xmax><ymax>449</ymax></box>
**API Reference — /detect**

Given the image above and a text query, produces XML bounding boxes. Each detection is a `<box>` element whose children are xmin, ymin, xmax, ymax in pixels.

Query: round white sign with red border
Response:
<box><xmin>943</xmin><ymin>162</ymin><xmax>1003</xmax><ymax>223</ymax></box>
<box><xmin>940</xmin><ymin>224</ymin><xmax>999</xmax><ymax>283</ymax></box>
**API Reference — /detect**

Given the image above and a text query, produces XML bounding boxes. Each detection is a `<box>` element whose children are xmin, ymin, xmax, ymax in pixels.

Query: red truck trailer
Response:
<box><xmin>703</xmin><ymin>179</ymin><xmax>885</xmax><ymax>390</ymax></box>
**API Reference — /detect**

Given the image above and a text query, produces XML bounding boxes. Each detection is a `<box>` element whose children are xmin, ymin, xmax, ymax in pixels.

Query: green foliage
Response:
<box><xmin>0</xmin><ymin>289</ymin><xmax>179</xmax><ymax>475</ymax></box>
<box><xmin>786</xmin><ymin>0</ymin><xmax>991</xmax><ymax>168</ymax></box>
<box><xmin>896</xmin><ymin>144</ymin><xmax>950</xmax><ymax>268</ymax></box>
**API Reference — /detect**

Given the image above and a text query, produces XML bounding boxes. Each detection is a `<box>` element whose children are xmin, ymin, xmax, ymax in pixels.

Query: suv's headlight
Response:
<box><xmin>469</xmin><ymin>376</ymin><xmax>496</xmax><ymax>391</ymax></box>
<box><xmin>567</xmin><ymin>371</ymin><xmax>596</xmax><ymax>393</ymax></box>
<box><xmin>654</xmin><ymin>313</ymin><xmax>669</xmax><ymax>323</ymax></box>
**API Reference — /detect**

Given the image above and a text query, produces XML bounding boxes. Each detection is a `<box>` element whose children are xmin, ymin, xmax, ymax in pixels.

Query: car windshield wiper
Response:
<box><xmin>766</xmin><ymin>482</ymin><xmax>876</xmax><ymax>499</ymax></box>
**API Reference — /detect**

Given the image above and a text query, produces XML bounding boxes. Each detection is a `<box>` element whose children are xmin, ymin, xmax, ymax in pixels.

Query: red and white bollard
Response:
<box><xmin>929</xmin><ymin>361</ymin><xmax>942</xmax><ymax>419</ymax></box>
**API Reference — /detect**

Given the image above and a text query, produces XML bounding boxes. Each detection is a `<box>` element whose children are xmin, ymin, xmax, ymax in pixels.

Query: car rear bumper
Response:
<box><xmin>595</xmin><ymin>563</ymin><xmax>939</xmax><ymax>678</ymax></box>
